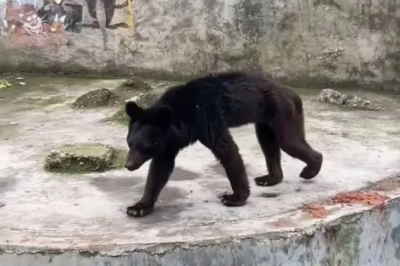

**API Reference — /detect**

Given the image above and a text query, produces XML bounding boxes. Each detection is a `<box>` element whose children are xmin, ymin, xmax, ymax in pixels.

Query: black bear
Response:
<box><xmin>124</xmin><ymin>72</ymin><xmax>323</xmax><ymax>217</ymax></box>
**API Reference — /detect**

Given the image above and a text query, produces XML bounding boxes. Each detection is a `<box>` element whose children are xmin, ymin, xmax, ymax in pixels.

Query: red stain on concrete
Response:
<box><xmin>303</xmin><ymin>203</ymin><xmax>328</xmax><ymax>219</ymax></box>
<box><xmin>332</xmin><ymin>191</ymin><xmax>389</xmax><ymax>206</ymax></box>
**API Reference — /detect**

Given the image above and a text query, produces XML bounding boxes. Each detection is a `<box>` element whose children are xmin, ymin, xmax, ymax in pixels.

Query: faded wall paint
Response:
<box><xmin>1</xmin><ymin>196</ymin><xmax>400</xmax><ymax>265</ymax></box>
<box><xmin>0</xmin><ymin>0</ymin><xmax>399</xmax><ymax>91</ymax></box>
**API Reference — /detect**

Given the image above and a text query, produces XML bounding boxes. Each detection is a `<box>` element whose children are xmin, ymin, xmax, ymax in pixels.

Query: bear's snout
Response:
<box><xmin>124</xmin><ymin>163</ymin><xmax>135</xmax><ymax>171</ymax></box>
<box><xmin>124</xmin><ymin>160</ymin><xmax>142</xmax><ymax>171</ymax></box>
<box><xmin>125</xmin><ymin>151</ymin><xmax>146</xmax><ymax>171</ymax></box>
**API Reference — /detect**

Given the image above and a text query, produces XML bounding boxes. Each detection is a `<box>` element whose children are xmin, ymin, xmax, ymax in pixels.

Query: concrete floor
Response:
<box><xmin>0</xmin><ymin>76</ymin><xmax>400</xmax><ymax>261</ymax></box>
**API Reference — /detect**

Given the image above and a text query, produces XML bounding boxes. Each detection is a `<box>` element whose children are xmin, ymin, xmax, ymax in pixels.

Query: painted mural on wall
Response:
<box><xmin>80</xmin><ymin>0</ymin><xmax>132</xmax><ymax>51</ymax></box>
<box><xmin>0</xmin><ymin>0</ymin><xmax>133</xmax><ymax>49</ymax></box>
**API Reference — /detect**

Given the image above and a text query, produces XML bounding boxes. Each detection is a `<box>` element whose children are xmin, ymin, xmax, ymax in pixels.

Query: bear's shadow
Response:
<box><xmin>170</xmin><ymin>167</ymin><xmax>201</xmax><ymax>181</ymax></box>
<box><xmin>90</xmin><ymin>169</ymin><xmax>193</xmax><ymax>224</ymax></box>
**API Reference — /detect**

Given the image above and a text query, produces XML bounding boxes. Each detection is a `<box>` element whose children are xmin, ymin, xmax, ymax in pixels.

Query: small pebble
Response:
<box><xmin>15</xmin><ymin>77</ymin><xmax>24</xmax><ymax>80</ymax></box>
<box><xmin>19</xmin><ymin>82</ymin><xmax>26</xmax><ymax>86</ymax></box>
<box><xmin>0</xmin><ymin>202</ymin><xmax>5</xmax><ymax>208</ymax></box>
<box><xmin>260</xmin><ymin>192</ymin><xmax>280</xmax><ymax>198</ymax></box>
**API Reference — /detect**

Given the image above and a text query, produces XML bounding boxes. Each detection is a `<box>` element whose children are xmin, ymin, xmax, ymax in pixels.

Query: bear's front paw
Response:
<box><xmin>220</xmin><ymin>192</ymin><xmax>247</xmax><ymax>207</ymax></box>
<box><xmin>254</xmin><ymin>174</ymin><xmax>283</xmax><ymax>187</ymax></box>
<box><xmin>126</xmin><ymin>202</ymin><xmax>154</xmax><ymax>218</ymax></box>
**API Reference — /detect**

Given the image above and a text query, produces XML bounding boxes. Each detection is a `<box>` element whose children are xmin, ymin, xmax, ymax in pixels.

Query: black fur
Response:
<box><xmin>124</xmin><ymin>71</ymin><xmax>323</xmax><ymax>217</ymax></box>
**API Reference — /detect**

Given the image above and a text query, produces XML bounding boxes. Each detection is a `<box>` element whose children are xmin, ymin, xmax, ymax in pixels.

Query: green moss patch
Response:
<box><xmin>44</xmin><ymin>143</ymin><xmax>127</xmax><ymax>174</ymax></box>
<box><xmin>0</xmin><ymin>79</ymin><xmax>12</xmax><ymax>89</ymax></box>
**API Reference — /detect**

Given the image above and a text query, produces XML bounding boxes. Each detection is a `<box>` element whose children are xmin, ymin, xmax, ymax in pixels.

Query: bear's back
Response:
<box><xmin>155</xmin><ymin>72</ymin><xmax>297</xmax><ymax>128</ymax></box>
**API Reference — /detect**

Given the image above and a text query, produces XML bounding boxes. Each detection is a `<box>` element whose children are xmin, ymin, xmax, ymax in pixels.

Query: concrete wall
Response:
<box><xmin>1</xmin><ymin>195</ymin><xmax>400</xmax><ymax>265</ymax></box>
<box><xmin>0</xmin><ymin>0</ymin><xmax>399</xmax><ymax>90</ymax></box>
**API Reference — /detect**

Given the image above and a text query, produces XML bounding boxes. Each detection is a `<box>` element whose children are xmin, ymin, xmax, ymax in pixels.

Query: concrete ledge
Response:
<box><xmin>1</xmin><ymin>186</ymin><xmax>400</xmax><ymax>266</ymax></box>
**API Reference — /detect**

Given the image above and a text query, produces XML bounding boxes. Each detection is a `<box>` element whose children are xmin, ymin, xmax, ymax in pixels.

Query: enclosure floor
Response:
<box><xmin>0</xmin><ymin>75</ymin><xmax>400</xmax><ymax>252</ymax></box>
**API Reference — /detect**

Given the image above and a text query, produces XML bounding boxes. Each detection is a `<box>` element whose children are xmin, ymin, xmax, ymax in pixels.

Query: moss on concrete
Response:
<box><xmin>0</xmin><ymin>79</ymin><xmax>12</xmax><ymax>89</ymax></box>
<box><xmin>111</xmin><ymin>106</ymin><xmax>129</xmax><ymax>126</ymax></box>
<box><xmin>109</xmin><ymin>149</ymin><xmax>128</xmax><ymax>169</ymax></box>
<box><xmin>335</xmin><ymin>214</ymin><xmax>362</xmax><ymax>265</ymax></box>
<box><xmin>44</xmin><ymin>144</ymin><xmax>127</xmax><ymax>174</ymax></box>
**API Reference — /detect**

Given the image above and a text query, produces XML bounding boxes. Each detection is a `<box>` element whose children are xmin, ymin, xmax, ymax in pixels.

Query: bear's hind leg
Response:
<box><xmin>200</xmin><ymin>128</ymin><xmax>250</xmax><ymax>207</ymax></box>
<box><xmin>254</xmin><ymin>123</ymin><xmax>284</xmax><ymax>186</ymax></box>
<box><xmin>278</xmin><ymin>113</ymin><xmax>323</xmax><ymax>180</ymax></box>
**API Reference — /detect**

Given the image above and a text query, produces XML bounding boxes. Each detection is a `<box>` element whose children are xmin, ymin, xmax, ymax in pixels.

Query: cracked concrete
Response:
<box><xmin>0</xmin><ymin>76</ymin><xmax>400</xmax><ymax>265</ymax></box>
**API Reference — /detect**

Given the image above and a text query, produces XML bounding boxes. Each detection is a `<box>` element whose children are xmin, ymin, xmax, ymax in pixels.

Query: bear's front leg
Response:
<box><xmin>200</xmin><ymin>128</ymin><xmax>250</xmax><ymax>207</ymax></box>
<box><xmin>127</xmin><ymin>148</ymin><xmax>179</xmax><ymax>218</ymax></box>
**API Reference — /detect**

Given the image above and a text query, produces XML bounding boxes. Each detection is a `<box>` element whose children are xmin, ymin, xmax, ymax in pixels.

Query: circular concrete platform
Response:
<box><xmin>1</xmin><ymin>80</ymin><xmax>400</xmax><ymax>265</ymax></box>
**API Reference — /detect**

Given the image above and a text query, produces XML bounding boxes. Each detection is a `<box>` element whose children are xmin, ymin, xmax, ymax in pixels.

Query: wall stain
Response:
<box><xmin>232</xmin><ymin>1</ymin><xmax>264</xmax><ymax>39</ymax></box>
<box><xmin>277</xmin><ymin>12</ymin><xmax>298</xmax><ymax>31</ymax></box>
<box><xmin>390</xmin><ymin>224</ymin><xmax>400</xmax><ymax>260</ymax></box>
<box><xmin>313</xmin><ymin>0</ymin><xmax>343</xmax><ymax>11</ymax></box>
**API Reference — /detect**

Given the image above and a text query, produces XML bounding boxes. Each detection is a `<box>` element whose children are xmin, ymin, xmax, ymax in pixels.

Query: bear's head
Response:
<box><xmin>124</xmin><ymin>101</ymin><xmax>174</xmax><ymax>171</ymax></box>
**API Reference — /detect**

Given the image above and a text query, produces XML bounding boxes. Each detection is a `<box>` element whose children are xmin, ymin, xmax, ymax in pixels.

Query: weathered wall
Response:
<box><xmin>0</xmin><ymin>0</ymin><xmax>399</xmax><ymax>90</ymax></box>
<box><xmin>1</xmin><ymin>195</ymin><xmax>400</xmax><ymax>265</ymax></box>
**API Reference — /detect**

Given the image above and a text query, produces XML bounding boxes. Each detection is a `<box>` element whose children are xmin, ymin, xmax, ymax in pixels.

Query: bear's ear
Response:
<box><xmin>125</xmin><ymin>101</ymin><xmax>143</xmax><ymax>121</ymax></box>
<box><xmin>154</xmin><ymin>105</ymin><xmax>174</xmax><ymax>130</ymax></box>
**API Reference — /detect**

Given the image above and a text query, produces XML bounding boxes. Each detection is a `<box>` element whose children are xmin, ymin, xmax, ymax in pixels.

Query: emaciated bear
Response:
<box><xmin>124</xmin><ymin>72</ymin><xmax>323</xmax><ymax>217</ymax></box>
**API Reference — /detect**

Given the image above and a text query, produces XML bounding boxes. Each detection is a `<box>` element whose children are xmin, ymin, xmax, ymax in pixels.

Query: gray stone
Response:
<box><xmin>72</xmin><ymin>88</ymin><xmax>119</xmax><ymax>109</ymax></box>
<box><xmin>132</xmin><ymin>86</ymin><xmax>167</xmax><ymax>108</ymax></box>
<box><xmin>114</xmin><ymin>76</ymin><xmax>153</xmax><ymax>93</ymax></box>
<box><xmin>318</xmin><ymin>88</ymin><xmax>383</xmax><ymax>111</ymax></box>
<box><xmin>110</xmin><ymin>86</ymin><xmax>169</xmax><ymax>125</ymax></box>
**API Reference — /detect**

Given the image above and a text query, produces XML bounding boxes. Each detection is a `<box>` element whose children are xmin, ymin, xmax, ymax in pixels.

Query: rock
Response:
<box><xmin>318</xmin><ymin>89</ymin><xmax>347</xmax><ymax>105</ymax></box>
<box><xmin>112</xmin><ymin>76</ymin><xmax>154</xmax><ymax>103</ymax></box>
<box><xmin>44</xmin><ymin>143</ymin><xmax>127</xmax><ymax>173</ymax></box>
<box><xmin>114</xmin><ymin>76</ymin><xmax>152</xmax><ymax>93</ymax></box>
<box><xmin>110</xmin><ymin>86</ymin><xmax>168</xmax><ymax>125</ymax></box>
<box><xmin>72</xmin><ymin>88</ymin><xmax>119</xmax><ymax>109</ymax></box>
<box><xmin>133</xmin><ymin>87</ymin><xmax>165</xmax><ymax>108</ymax></box>
<box><xmin>0</xmin><ymin>202</ymin><xmax>4</xmax><ymax>209</ymax></box>
<box><xmin>318</xmin><ymin>88</ymin><xmax>383</xmax><ymax>111</ymax></box>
